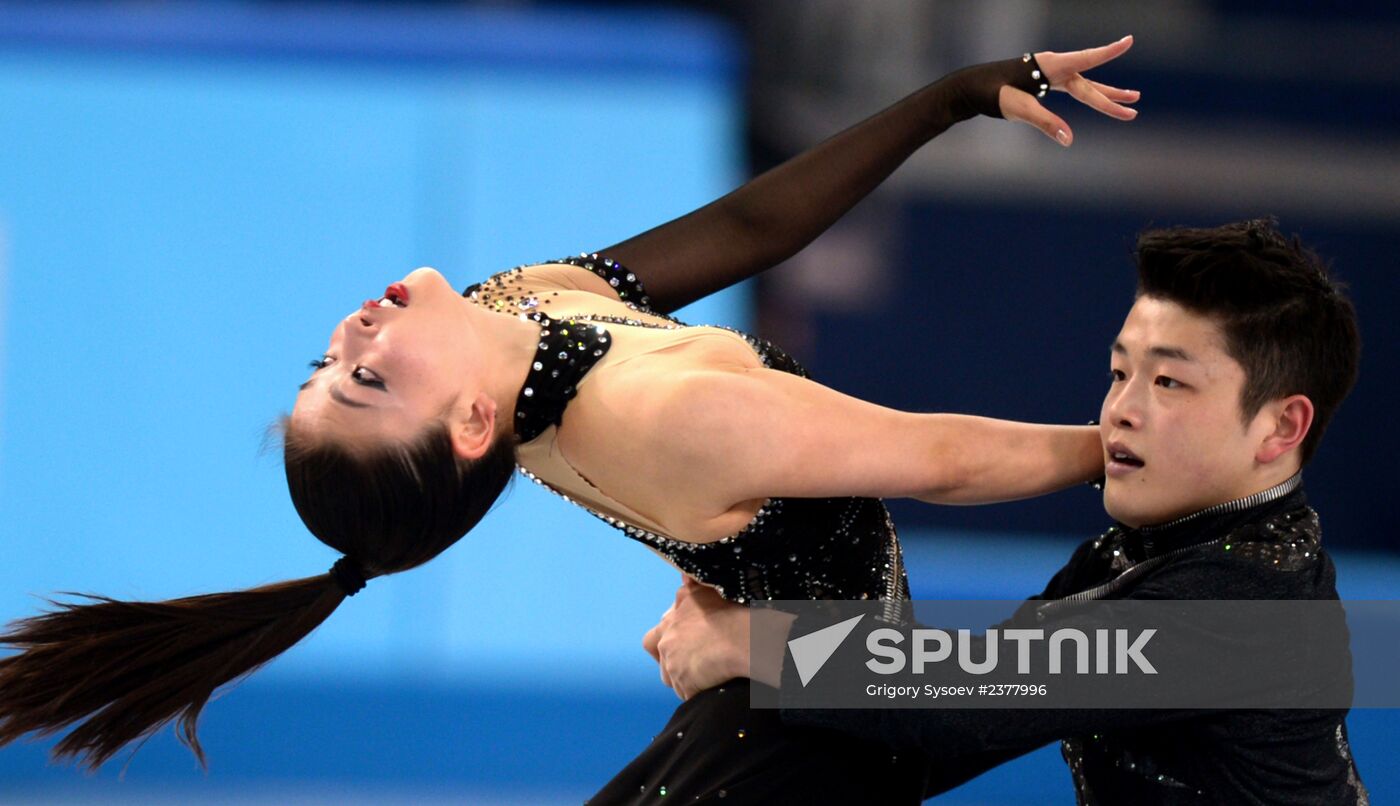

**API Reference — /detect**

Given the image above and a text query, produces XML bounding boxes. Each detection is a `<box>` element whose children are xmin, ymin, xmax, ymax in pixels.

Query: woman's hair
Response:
<box><xmin>0</xmin><ymin>417</ymin><xmax>517</xmax><ymax>771</ymax></box>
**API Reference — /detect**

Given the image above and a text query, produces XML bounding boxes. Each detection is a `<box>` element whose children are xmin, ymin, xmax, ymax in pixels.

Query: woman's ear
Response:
<box><xmin>1255</xmin><ymin>394</ymin><xmax>1314</xmax><ymax>465</ymax></box>
<box><xmin>449</xmin><ymin>392</ymin><xmax>498</xmax><ymax>461</ymax></box>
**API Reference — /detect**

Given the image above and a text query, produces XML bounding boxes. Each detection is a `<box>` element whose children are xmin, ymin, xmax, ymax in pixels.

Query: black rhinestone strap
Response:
<box><xmin>547</xmin><ymin>253</ymin><xmax>652</xmax><ymax>310</ymax></box>
<box><xmin>514</xmin><ymin>311</ymin><xmax>613</xmax><ymax>443</ymax></box>
<box><xmin>462</xmin><ymin>254</ymin><xmax>651</xmax><ymax>312</ymax></box>
<box><xmin>1020</xmin><ymin>52</ymin><xmax>1050</xmax><ymax>98</ymax></box>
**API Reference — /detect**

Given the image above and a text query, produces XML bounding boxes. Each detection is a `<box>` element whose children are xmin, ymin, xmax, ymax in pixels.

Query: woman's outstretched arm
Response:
<box><xmin>630</xmin><ymin>367</ymin><xmax>1102</xmax><ymax>517</ymax></box>
<box><xmin>596</xmin><ymin>37</ymin><xmax>1139</xmax><ymax>313</ymax></box>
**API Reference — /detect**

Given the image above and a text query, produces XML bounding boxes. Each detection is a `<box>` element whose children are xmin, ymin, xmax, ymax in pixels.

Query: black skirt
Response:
<box><xmin>586</xmin><ymin>678</ymin><xmax>930</xmax><ymax>805</ymax></box>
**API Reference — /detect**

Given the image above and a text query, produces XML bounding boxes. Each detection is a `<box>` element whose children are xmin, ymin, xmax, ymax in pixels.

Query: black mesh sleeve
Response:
<box><xmin>593</xmin><ymin>55</ymin><xmax>1045</xmax><ymax>314</ymax></box>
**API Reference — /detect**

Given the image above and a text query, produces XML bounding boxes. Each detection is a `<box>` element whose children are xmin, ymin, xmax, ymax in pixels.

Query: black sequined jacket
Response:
<box><xmin>779</xmin><ymin>477</ymin><xmax>1370</xmax><ymax>805</ymax></box>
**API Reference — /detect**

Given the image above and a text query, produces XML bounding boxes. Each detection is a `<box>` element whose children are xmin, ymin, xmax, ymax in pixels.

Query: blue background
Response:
<box><xmin>0</xmin><ymin>3</ymin><xmax>1394</xmax><ymax>804</ymax></box>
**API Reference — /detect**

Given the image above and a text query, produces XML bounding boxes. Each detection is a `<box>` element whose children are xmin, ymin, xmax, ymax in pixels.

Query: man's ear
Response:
<box><xmin>449</xmin><ymin>392</ymin><xmax>498</xmax><ymax>461</ymax></box>
<box><xmin>1255</xmin><ymin>394</ymin><xmax>1314</xmax><ymax>465</ymax></box>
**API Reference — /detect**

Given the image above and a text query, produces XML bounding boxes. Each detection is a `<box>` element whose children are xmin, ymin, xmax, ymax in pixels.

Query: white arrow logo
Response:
<box><xmin>787</xmin><ymin>614</ymin><xmax>866</xmax><ymax>686</ymax></box>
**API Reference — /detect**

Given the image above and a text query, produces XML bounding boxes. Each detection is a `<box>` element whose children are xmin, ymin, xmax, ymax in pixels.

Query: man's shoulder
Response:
<box><xmin>1142</xmin><ymin>507</ymin><xmax>1337</xmax><ymax>600</ymax></box>
<box><xmin>1037</xmin><ymin>503</ymin><xmax>1337</xmax><ymax>603</ymax></box>
<box><xmin>1033</xmin><ymin>532</ymin><xmax>1113</xmax><ymax>600</ymax></box>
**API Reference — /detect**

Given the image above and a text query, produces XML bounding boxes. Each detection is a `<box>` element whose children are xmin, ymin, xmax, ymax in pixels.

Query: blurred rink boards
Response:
<box><xmin>0</xmin><ymin>4</ymin><xmax>1393</xmax><ymax>805</ymax></box>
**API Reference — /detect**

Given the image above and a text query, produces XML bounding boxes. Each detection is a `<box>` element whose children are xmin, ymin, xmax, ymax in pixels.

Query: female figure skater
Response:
<box><xmin>0</xmin><ymin>37</ymin><xmax>1138</xmax><ymax>802</ymax></box>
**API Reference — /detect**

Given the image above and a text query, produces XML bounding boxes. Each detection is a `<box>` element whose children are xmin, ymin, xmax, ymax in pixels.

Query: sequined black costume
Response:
<box><xmin>779</xmin><ymin>476</ymin><xmax>1370</xmax><ymax>805</ymax></box>
<box><xmin>442</xmin><ymin>52</ymin><xmax>1083</xmax><ymax>805</ymax></box>
<box><xmin>465</xmin><ymin>256</ymin><xmax>931</xmax><ymax>803</ymax></box>
<box><xmin>466</xmin><ymin>255</ymin><xmax>910</xmax><ymax>607</ymax></box>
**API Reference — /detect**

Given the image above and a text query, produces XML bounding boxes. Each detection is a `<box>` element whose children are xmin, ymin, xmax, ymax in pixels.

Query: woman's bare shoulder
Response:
<box><xmin>554</xmin><ymin>355</ymin><xmax>760</xmax><ymax>537</ymax></box>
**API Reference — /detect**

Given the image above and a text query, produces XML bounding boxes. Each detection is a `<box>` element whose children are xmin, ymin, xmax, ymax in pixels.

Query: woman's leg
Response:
<box><xmin>587</xmin><ymin>678</ymin><xmax>929</xmax><ymax>805</ymax></box>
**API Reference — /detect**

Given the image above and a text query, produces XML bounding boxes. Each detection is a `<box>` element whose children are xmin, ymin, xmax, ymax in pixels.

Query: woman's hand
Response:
<box><xmin>1000</xmin><ymin>35</ymin><xmax>1140</xmax><ymax>147</ymax></box>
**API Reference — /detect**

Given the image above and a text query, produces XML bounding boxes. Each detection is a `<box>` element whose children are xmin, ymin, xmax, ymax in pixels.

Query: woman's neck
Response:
<box><xmin>463</xmin><ymin>299</ymin><xmax>548</xmax><ymax>435</ymax></box>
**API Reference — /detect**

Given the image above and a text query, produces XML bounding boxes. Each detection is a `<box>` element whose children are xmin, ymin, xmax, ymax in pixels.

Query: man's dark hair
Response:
<box><xmin>1134</xmin><ymin>217</ymin><xmax>1360</xmax><ymax>464</ymax></box>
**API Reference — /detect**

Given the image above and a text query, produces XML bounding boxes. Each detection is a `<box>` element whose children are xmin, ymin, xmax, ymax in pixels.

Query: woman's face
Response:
<box><xmin>292</xmin><ymin>267</ymin><xmax>480</xmax><ymax>447</ymax></box>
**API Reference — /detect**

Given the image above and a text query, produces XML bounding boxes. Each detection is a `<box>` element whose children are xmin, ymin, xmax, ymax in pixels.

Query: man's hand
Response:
<box><xmin>643</xmin><ymin>576</ymin><xmax>751</xmax><ymax>700</ymax></box>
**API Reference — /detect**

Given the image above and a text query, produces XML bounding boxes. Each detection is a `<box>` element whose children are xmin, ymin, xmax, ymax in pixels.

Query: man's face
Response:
<box><xmin>1100</xmin><ymin>295</ymin><xmax>1278</xmax><ymax>527</ymax></box>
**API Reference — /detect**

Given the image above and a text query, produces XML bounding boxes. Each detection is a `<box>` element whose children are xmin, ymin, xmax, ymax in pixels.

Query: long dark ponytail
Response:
<box><xmin>0</xmin><ymin>417</ymin><xmax>517</xmax><ymax>771</ymax></box>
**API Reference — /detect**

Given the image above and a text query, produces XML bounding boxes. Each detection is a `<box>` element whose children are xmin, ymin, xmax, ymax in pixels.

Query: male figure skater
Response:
<box><xmin>643</xmin><ymin>218</ymin><xmax>1368</xmax><ymax>804</ymax></box>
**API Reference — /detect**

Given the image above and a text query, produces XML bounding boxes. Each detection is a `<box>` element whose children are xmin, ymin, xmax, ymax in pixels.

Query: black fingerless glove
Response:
<box><xmin>931</xmin><ymin>53</ymin><xmax>1048</xmax><ymax>127</ymax></box>
<box><xmin>596</xmin><ymin>53</ymin><xmax>1047</xmax><ymax>312</ymax></box>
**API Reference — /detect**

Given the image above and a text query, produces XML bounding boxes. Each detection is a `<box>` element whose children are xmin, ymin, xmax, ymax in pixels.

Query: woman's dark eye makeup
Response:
<box><xmin>352</xmin><ymin>367</ymin><xmax>386</xmax><ymax>390</ymax></box>
<box><xmin>306</xmin><ymin>356</ymin><xmax>386</xmax><ymax>390</ymax></box>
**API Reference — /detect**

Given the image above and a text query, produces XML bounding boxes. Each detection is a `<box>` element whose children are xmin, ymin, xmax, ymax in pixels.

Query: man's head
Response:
<box><xmin>1100</xmin><ymin>218</ymin><xmax>1360</xmax><ymax>527</ymax></box>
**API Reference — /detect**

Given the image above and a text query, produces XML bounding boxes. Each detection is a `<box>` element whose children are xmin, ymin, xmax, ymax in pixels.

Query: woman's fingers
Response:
<box><xmin>1000</xmin><ymin>86</ymin><xmax>1073</xmax><ymax>146</ymax></box>
<box><xmin>1088</xmin><ymin>79</ymin><xmax>1140</xmax><ymax>104</ymax></box>
<box><xmin>1064</xmin><ymin>74</ymin><xmax>1138</xmax><ymax>120</ymax></box>
<box><xmin>997</xmin><ymin>37</ymin><xmax>1138</xmax><ymax>146</ymax></box>
<box><xmin>1038</xmin><ymin>35</ymin><xmax>1133</xmax><ymax>81</ymax></box>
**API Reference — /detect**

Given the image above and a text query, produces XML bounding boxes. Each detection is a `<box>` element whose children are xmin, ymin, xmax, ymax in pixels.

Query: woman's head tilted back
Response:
<box><xmin>293</xmin><ymin>266</ymin><xmax>513</xmax><ymax>455</ymax></box>
<box><xmin>0</xmin><ymin>267</ymin><xmax>521</xmax><ymax>770</ymax></box>
<box><xmin>286</xmin><ymin>265</ymin><xmax>524</xmax><ymax>574</ymax></box>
